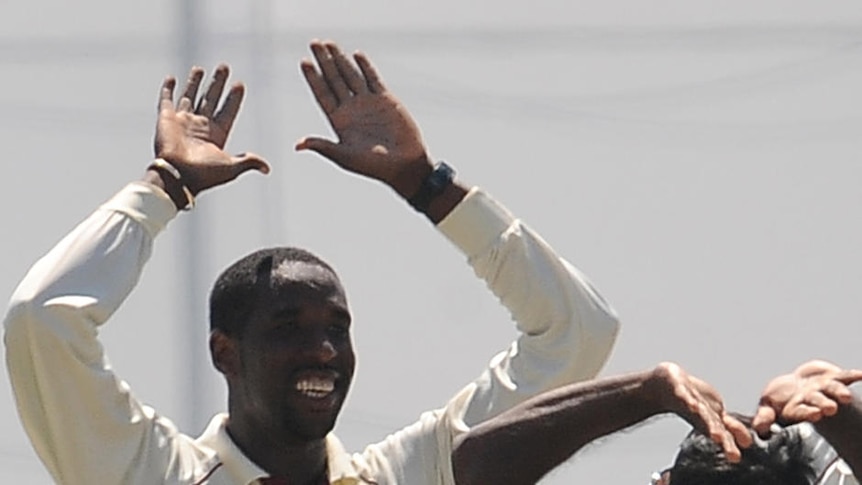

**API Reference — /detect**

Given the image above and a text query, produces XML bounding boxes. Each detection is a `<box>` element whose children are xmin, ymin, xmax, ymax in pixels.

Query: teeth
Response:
<box><xmin>296</xmin><ymin>378</ymin><xmax>335</xmax><ymax>398</ymax></box>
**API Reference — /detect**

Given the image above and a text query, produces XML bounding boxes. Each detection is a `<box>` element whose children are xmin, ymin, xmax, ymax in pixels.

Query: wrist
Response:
<box><xmin>400</xmin><ymin>159</ymin><xmax>467</xmax><ymax>223</ymax></box>
<box><xmin>407</xmin><ymin>161</ymin><xmax>455</xmax><ymax>210</ymax></box>
<box><xmin>644</xmin><ymin>363</ymin><xmax>685</xmax><ymax>416</ymax></box>
<box><xmin>142</xmin><ymin>159</ymin><xmax>195</xmax><ymax>211</ymax></box>
<box><xmin>389</xmin><ymin>154</ymin><xmax>434</xmax><ymax>200</ymax></box>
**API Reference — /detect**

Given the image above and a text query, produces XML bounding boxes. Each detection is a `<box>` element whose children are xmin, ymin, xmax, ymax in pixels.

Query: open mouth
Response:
<box><xmin>291</xmin><ymin>367</ymin><xmax>343</xmax><ymax>411</ymax></box>
<box><xmin>295</xmin><ymin>376</ymin><xmax>336</xmax><ymax>399</ymax></box>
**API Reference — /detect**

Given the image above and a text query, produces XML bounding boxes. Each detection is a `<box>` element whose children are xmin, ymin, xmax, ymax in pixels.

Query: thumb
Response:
<box><xmin>231</xmin><ymin>152</ymin><xmax>270</xmax><ymax>175</ymax></box>
<box><xmin>295</xmin><ymin>136</ymin><xmax>347</xmax><ymax>164</ymax></box>
<box><xmin>751</xmin><ymin>405</ymin><xmax>777</xmax><ymax>437</ymax></box>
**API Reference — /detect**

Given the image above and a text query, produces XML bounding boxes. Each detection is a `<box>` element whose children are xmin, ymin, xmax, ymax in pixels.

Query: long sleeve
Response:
<box><xmin>356</xmin><ymin>187</ymin><xmax>620</xmax><ymax>485</ymax></box>
<box><xmin>3</xmin><ymin>182</ymin><xmax>211</xmax><ymax>485</ymax></box>
<box><xmin>436</xmin><ymin>188</ymin><xmax>620</xmax><ymax>424</ymax></box>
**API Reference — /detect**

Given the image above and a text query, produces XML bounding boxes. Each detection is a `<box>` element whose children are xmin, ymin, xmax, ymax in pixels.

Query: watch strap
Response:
<box><xmin>408</xmin><ymin>161</ymin><xmax>455</xmax><ymax>212</ymax></box>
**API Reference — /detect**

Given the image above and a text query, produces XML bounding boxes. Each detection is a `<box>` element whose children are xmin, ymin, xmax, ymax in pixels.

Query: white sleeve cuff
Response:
<box><xmin>437</xmin><ymin>187</ymin><xmax>516</xmax><ymax>258</ymax></box>
<box><xmin>98</xmin><ymin>182</ymin><xmax>178</xmax><ymax>238</ymax></box>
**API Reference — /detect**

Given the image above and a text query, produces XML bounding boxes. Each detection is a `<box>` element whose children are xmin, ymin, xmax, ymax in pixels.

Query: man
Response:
<box><xmin>450</xmin><ymin>360</ymin><xmax>861</xmax><ymax>485</ymax></box>
<box><xmin>4</xmin><ymin>41</ymin><xmax>619</xmax><ymax>484</ymax></box>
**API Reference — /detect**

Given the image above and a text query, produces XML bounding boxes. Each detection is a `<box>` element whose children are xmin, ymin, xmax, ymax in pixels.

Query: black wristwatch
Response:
<box><xmin>408</xmin><ymin>161</ymin><xmax>455</xmax><ymax>212</ymax></box>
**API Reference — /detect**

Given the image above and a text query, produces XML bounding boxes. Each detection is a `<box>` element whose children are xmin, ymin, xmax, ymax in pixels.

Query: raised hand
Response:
<box><xmin>652</xmin><ymin>362</ymin><xmax>753</xmax><ymax>462</ymax></box>
<box><xmin>752</xmin><ymin>360</ymin><xmax>862</xmax><ymax>435</ymax></box>
<box><xmin>153</xmin><ymin>64</ymin><xmax>269</xmax><ymax>197</ymax></box>
<box><xmin>296</xmin><ymin>40</ymin><xmax>433</xmax><ymax>199</ymax></box>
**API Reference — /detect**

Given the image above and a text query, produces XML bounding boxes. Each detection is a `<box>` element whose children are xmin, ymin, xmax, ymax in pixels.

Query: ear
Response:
<box><xmin>210</xmin><ymin>329</ymin><xmax>240</xmax><ymax>377</ymax></box>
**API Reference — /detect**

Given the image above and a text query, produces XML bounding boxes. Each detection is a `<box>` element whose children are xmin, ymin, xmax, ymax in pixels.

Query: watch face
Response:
<box><xmin>428</xmin><ymin>162</ymin><xmax>455</xmax><ymax>190</ymax></box>
<box><xmin>409</xmin><ymin>162</ymin><xmax>455</xmax><ymax>210</ymax></box>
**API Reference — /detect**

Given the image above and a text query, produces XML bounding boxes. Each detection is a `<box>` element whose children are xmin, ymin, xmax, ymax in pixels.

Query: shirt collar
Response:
<box><xmin>196</xmin><ymin>413</ymin><xmax>367</xmax><ymax>485</ymax></box>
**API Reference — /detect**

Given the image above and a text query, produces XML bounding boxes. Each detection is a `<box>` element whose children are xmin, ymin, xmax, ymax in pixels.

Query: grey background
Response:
<box><xmin>1</xmin><ymin>1</ymin><xmax>861</xmax><ymax>482</ymax></box>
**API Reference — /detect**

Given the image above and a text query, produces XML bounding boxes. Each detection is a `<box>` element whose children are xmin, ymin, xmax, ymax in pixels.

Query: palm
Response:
<box><xmin>152</xmin><ymin>65</ymin><xmax>268</xmax><ymax>195</ymax></box>
<box><xmin>156</xmin><ymin>111</ymin><xmax>230</xmax><ymax>164</ymax></box>
<box><xmin>298</xmin><ymin>42</ymin><xmax>433</xmax><ymax>198</ymax></box>
<box><xmin>328</xmin><ymin>93</ymin><xmax>425</xmax><ymax>177</ymax></box>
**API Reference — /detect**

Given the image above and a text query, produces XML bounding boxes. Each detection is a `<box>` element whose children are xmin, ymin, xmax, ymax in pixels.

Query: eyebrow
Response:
<box><xmin>271</xmin><ymin>306</ymin><xmax>352</xmax><ymax>323</ymax></box>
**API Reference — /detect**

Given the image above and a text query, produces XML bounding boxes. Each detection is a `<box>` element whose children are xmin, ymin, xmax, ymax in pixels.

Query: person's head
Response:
<box><xmin>656</xmin><ymin>420</ymin><xmax>816</xmax><ymax>485</ymax></box>
<box><xmin>208</xmin><ymin>247</ymin><xmax>355</xmax><ymax>443</ymax></box>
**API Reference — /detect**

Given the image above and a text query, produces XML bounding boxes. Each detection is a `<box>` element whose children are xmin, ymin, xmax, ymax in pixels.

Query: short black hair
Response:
<box><xmin>670</xmin><ymin>419</ymin><xmax>816</xmax><ymax>485</ymax></box>
<box><xmin>209</xmin><ymin>247</ymin><xmax>338</xmax><ymax>338</ymax></box>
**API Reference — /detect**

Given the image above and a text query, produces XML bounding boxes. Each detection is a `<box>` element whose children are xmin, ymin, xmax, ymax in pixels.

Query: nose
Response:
<box><xmin>305</xmin><ymin>334</ymin><xmax>337</xmax><ymax>363</ymax></box>
<box><xmin>317</xmin><ymin>338</ymin><xmax>337</xmax><ymax>362</ymax></box>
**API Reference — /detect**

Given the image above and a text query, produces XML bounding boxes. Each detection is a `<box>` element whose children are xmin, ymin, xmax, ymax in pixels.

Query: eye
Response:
<box><xmin>328</xmin><ymin>323</ymin><xmax>350</xmax><ymax>340</ymax></box>
<box><xmin>271</xmin><ymin>320</ymin><xmax>298</xmax><ymax>336</ymax></box>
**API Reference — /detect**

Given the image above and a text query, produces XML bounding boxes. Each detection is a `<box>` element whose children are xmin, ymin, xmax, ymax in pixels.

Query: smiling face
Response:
<box><xmin>222</xmin><ymin>260</ymin><xmax>355</xmax><ymax>443</ymax></box>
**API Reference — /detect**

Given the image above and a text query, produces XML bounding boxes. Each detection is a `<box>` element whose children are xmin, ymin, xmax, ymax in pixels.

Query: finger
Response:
<box><xmin>325</xmin><ymin>42</ymin><xmax>367</xmax><ymax>95</ymax></box>
<box><xmin>300</xmin><ymin>60</ymin><xmax>338</xmax><ymax>115</ymax></box>
<box><xmin>723</xmin><ymin>414</ymin><xmax>754</xmax><ymax>449</ymax></box>
<box><xmin>295</xmin><ymin>136</ymin><xmax>347</xmax><ymax>164</ymax></box>
<box><xmin>698</xmin><ymin>406</ymin><xmax>741</xmax><ymax>463</ymax></box>
<box><xmin>718</xmin><ymin>431</ymin><xmax>743</xmax><ymax>464</ymax></box>
<box><xmin>159</xmin><ymin>76</ymin><xmax>177</xmax><ymax>113</ymax></box>
<box><xmin>179</xmin><ymin>67</ymin><xmax>205</xmax><ymax>112</ymax></box>
<box><xmin>802</xmin><ymin>391</ymin><xmax>840</xmax><ymax>417</ymax></box>
<box><xmin>797</xmin><ymin>360</ymin><xmax>843</xmax><ymax>376</ymax></box>
<box><xmin>783</xmin><ymin>402</ymin><xmax>825</xmax><ymax>423</ymax></box>
<box><xmin>822</xmin><ymin>379</ymin><xmax>855</xmax><ymax>404</ymax></box>
<box><xmin>231</xmin><ymin>152</ymin><xmax>270</xmax><ymax>175</ymax></box>
<box><xmin>354</xmin><ymin>51</ymin><xmax>387</xmax><ymax>94</ymax></box>
<box><xmin>752</xmin><ymin>405</ymin><xmax>777</xmax><ymax>436</ymax></box>
<box><xmin>213</xmin><ymin>83</ymin><xmax>245</xmax><ymax>135</ymax></box>
<box><xmin>310</xmin><ymin>40</ymin><xmax>351</xmax><ymax>103</ymax></box>
<box><xmin>197</xmin><ymin>64</ymin><xmax>230</xmax><ymax>117</ymax></box>
<box><xmin>836</xmin><ymin>369</ymin><xmax>862</xmax><ymax>386</ymax></box>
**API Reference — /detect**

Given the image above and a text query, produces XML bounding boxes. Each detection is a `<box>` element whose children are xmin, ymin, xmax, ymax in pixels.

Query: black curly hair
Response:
<box><xmin>208</xmin><ymin>247</ymin><xmax>338</xmax><ymax>338</ymax></box>
<box><xmin>669</xmin><ymin>417</ymin><xmax>816</xmax><ymax>485</ymax></box>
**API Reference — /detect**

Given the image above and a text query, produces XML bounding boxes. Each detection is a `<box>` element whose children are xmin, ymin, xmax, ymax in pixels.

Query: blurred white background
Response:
<box><xmin>1</xmin><ymin>1</ymin><xmax>861</xmax><ymax>482</ymax></box>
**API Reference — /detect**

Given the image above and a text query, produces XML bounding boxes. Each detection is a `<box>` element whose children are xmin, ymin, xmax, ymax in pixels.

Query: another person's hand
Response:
<box><xmin>296</xmin><ymin>40</ymin><xmax>433</xmax><ymax>199</ymax></box>
<box><xmin>153</xmin><ymin>64</ymin><xmax>268</xmax><ymax>197</ymax></box>
<box><xmin>752</xmin><ymin>360</ymin><xmax>862</xmax><ymax>435</ymax></box>
<box><xmin>651</xmin><ymin>362</ymin><xmax>753</xmax><ymax>462</ymax></box>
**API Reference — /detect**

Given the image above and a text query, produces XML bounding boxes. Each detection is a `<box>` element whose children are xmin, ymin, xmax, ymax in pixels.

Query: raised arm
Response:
<box><xmin>752</xmin><ymin>360</ymin><xmax>862</xmax><ymax>481</ymax></box>
<box><xmin>452</xmin><ymin>363</ymin><xmax>751</xmax><ymax>485</ymax></box>
<box><xmin>297</xmin><ymin>39</ymin><xmax>620</xmax><ymax>413</ymax></box>
<box><xmin>296</xmin><ymin>40</ymin><xmax>466</xmax><ymax>223</ymax></box>
<box><xmin>3</xmin><ymin>66</ymin><xmax>266</xmax><ymax>484</ymax></box>
<box><xmin>297</xmin><ymin>41</ymin><xmax>619</xmax><ymax>485</ymax></box>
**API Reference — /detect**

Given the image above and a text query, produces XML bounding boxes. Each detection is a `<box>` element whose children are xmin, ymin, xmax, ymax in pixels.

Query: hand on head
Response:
<box><xmin>752</xmin><ymin>360</ymin><xmax>862</xmax><ymax>436</ymax></box>
<box><xmin>653</xmin><ymin>362</ymin><xmax>753</xmax><ymax>463</ymax></box>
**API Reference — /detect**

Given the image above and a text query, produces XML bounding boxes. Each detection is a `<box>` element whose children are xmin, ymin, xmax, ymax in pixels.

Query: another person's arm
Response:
<box><xmin>752</xmin><ymin>360</ymin><xmax>862</xmax><ymax>481</ymax></box>
<box><xmin>3</xmin><ymin>66</ymin><xmax>266</xmax><ymax>484</ymax></box>
<box><xmin>451</xmin><ymin>362</ymin><xmax>751</xmax><ymax>485</ymax></box>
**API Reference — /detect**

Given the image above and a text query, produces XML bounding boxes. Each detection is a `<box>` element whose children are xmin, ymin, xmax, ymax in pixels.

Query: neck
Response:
<box><xmin>226</xmin><ymin>417</ymin><xmax>328</xmax><ymax>483</ymax></box>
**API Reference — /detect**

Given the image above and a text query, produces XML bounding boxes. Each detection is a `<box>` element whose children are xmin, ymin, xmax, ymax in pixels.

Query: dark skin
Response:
<box><xmin>452</xmin><ymin>360</ymin><xmax>862</xmax><ymax>485</ymax></box>
<box><xmin>296</xmin><ymin>40</ymin><xmax>468</xmax><ymax>224</ymax></box>
<box><xmin>214</xmin><ymin>262</ymin><xmax>354</xmax><ymax>482</ymax></box>
<box><xmin>144</xmin><ymin>64</ymin><xmax>269</xmax><ymax>204</ymax></box>
<box><xmin>451</xmin><ymin>362</ymin><xmax>752</xmax><ymax>485</ymax></box>
<box><xmin>144</xmin><ymin>41</ymin><xmax>469</xmax><ymax>484</ymax></box>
